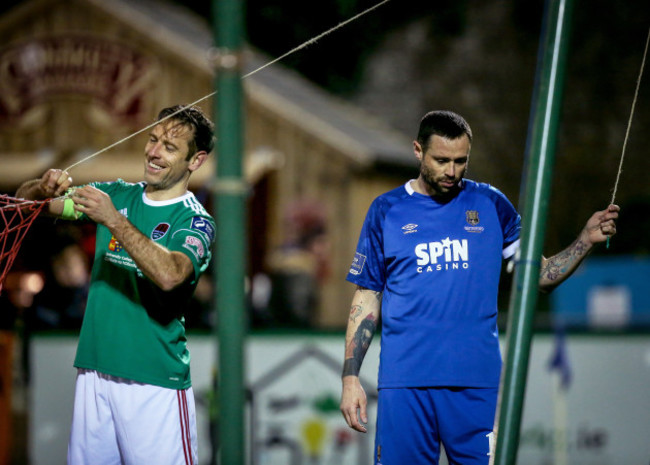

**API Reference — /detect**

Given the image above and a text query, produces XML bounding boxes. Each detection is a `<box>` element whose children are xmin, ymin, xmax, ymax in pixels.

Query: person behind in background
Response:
<box><xmin>17</xmin><ymin>105</ymin><xmax>216</xmax><ymax>465</ymax></box>
<box><xmin>339</xmin><ymin>110</ymin><xmax>619</xmax><ymax>464</ymax></box>
<box><xmin>29</xmin><ymin>233</ymin><xmax>89</xmax><ymax>331</ymax></box>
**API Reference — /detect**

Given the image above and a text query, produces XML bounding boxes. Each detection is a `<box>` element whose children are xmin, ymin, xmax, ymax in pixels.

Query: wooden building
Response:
<box><xmin>0</xmin><ymin>0</ymin><xmax>415</xmax><ymax>328</ymax></box>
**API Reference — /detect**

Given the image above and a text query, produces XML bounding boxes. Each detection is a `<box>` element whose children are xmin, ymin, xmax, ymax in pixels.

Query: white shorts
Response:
<box><xmin>68</xmin><ymin>369</ymin><xmax>197</xmax><ymax>465</ymax></box>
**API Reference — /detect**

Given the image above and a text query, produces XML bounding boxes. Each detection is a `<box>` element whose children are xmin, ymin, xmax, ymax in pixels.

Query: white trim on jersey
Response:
<box><xmin>183</xmin><ymin>196</ymin><xmax>208</xmax><ymax>215</ymax></box>
<box><xmin>141</xmin><ymin>190</ymin><xmax>195</xmax><ymax>207</ymax></box>
<box><xmin>405</xmin><ymin>179</ymin><xmax>416</xmax><ymax>195</ymax></box>
<box><xmin>502</xmin><ymin>239</ymin><xmax>520</xmax><ymax>260</ymax></box>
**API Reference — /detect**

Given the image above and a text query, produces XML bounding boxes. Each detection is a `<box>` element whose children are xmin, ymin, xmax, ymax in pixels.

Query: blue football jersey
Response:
<box><xmin>347</xmin><ymin>179</ymin><xmax>521</xmax><ymax>388</ymax></box>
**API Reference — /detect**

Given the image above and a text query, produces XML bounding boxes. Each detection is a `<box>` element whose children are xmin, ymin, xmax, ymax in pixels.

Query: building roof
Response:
<box><xmin>89</xmin><ymin>0</ymin><xmax>414</xmax><ymax>168</ymax></box>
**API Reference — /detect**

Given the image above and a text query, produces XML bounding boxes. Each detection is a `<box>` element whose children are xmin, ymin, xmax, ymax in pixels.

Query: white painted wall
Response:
<box><xmin>29</xmin><ymin>333</ymin><xmax>650</xmax><ymax>464</ymax></box>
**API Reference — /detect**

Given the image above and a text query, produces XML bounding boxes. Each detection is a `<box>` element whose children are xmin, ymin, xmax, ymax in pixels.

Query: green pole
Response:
<box><xmin>213</xmin><ymin>0</ymin><xmax>246</xmax><ymax>464</ymax></box>
<box><xmin>493</xmin><ymin>0</ymin><xmax>574</xmax><ymax>463</ymax></box>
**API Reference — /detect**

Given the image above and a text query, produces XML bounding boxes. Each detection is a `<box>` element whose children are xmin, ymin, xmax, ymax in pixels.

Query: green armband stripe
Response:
<box><xmin>61</xmin><ymin>198</ymin><xmax>82</xmax><ymax>220</ymax></box>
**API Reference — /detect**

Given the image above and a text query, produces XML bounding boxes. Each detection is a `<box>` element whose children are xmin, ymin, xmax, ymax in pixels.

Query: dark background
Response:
<box><xmin>1</xmin><ymin>0</ymin><xmax>648</xmax><ymax>256</ymax></box>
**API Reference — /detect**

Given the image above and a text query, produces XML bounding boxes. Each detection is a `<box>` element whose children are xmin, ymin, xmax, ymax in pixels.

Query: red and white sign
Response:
<box><xmin>0</xmin><ymin>34</ymin><xmax>157</xmax><ymax>128</ymax></box>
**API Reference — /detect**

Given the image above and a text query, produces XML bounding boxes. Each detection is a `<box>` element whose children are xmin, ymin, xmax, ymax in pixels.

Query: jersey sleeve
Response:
<box><xmin>167</xmin><ymin>213</ymin><xmax>216</xmax><ymax>282</ymax></box>
<box><xmin>89</xmin><ymin>180</ymin><xmax>118</xmax><ymax>194</ymax></box>
<box><xmin>346</xmin><ymin>197</ymin><xmax>387</xmax><ymax>292</ymax></box>
<box><xmin>490</xmin><ymin>186</ymin><xmax>521</xmax><ymax>259</ymax></box>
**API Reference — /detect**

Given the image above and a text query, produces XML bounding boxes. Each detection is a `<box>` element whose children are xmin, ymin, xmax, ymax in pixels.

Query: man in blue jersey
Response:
<box><xmin>17</xmin><ymin>105</ymin><xmax>215</xmax><ymax>465</ymax></box>
<box><xmin>339</xmin><ymin>110</ymin><xmax>619</xmax><ymax>464</ymax></box>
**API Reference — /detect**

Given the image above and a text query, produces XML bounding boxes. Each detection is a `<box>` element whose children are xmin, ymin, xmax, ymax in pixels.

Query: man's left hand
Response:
<box><xmin>582</xmin><ymin>204</ymin><xmax>619</xmax><ymax>245</ymax></box>
<box><xmin>72</xmin><ymin>186</ymin><xmax>122</xmax><ymax>228</ymax></box>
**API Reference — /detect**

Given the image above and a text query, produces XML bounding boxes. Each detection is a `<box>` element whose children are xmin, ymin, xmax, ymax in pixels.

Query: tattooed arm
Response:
<box><xmin>539</xmin><ymin>205</ymin><xmax>619</xmax><ymax>292</ymax></box>
<box><xmin>340</xmin><ymin>285</ymin><xmax>382</xmax><ymax>433</ymax></box>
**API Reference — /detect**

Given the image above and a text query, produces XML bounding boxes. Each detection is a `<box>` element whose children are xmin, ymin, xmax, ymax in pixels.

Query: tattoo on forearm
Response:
<box><xmin>342</xmin><ymin>358</ymin><xmax>360</xmax><ymax>378</ymax></box>
<box><xmin>349</xmin><ymin>289</ymin><xmax>382</xmax><ymax>323</ymax></box>
<box><xmin>353</xmin><ymin>316</ymin><xmax>377</xmax><ymax>359</ymax></box>
<box><xmin>349</xmin><ymin>304</ymin><xmax>363</xmax><ymax>322</ymax></box>
<box><xmin>540</xmin><ymin>239</ymin><xmax>587</xmax><ymax>281</ymax></box>
<box><xmin>342</xmin><ymin>314</ymin><xmax>377</xmax><ymax>377</ymax></box>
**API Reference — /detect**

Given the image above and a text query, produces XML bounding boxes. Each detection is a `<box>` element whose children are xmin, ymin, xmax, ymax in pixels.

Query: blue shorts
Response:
<box><xmin>375</xmin><ymin>387</ymin><xmax>498</xmax><ymax>465</ymax></box>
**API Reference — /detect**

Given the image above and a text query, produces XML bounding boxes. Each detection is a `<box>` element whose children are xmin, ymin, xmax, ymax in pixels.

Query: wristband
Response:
<box><xmin>61</xmin><ymin>198</ymin><xmax>82</xmax><ymax>220</ymax></box>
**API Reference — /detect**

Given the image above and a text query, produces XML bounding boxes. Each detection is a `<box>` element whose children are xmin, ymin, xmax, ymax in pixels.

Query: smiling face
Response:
<box><xmin>414</xmin><ymin>134</ymin><xmax>471</xmax><ymax>199</ymax></box>
<box><xmin>143</xmin><ymin>120</ymin><xmax>207</xmax><ymax>200</ymax></box>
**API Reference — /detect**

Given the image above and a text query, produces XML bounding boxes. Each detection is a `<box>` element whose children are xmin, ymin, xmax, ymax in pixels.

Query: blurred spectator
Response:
<box><xmin>259</xmin><ymin>200</ymin><xmax>330</xmax><ymax>328</ymax></box>
<box><xmin>0</xmin><ymin>271</ymin><xmax>46</xmax><ymax>332</ymax></box>
<box><xmin>28</xmin><ymin>238</ymin><xmax>89</xmax><ymax>331</ymax></box>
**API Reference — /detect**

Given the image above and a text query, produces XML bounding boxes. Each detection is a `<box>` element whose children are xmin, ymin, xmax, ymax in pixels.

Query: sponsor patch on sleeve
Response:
<box><xmin>183</xmin><ymin>235</ymin><xmax>205</xmax><ymax>261</ymax></box>
<box><xmin>191</xmin><ymin>216</ymin><xmax>215</xmax><ymax>242</ymax></box>
<box><xmin>349</xmin><ymin>252</ymin><xmax>366</xmax><ymax>276</ymax></box>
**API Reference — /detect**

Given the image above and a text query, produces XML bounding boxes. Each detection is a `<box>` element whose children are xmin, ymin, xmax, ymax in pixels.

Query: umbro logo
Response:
<box><xmin>402</xmin><ymin>223</ymin><xmax>418</xmax><ymax>234</ymax></box>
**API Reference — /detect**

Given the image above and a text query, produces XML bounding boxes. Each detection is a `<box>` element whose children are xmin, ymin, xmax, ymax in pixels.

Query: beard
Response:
<box><xmin>419</xmin><ymin>162</ymin><xmax>465</xmax><ymax>198</ymax></box>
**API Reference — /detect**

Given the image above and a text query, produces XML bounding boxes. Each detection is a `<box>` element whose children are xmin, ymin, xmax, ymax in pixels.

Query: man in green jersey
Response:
<box><xmin>17</xmin><ymin>105</ymin><xmax>215</xmax><ymax>465</ymax></box>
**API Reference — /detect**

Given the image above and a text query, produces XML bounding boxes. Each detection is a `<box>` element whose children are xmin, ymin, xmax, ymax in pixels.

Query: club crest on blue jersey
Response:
<box><xmin>191</xmin><ymin>216</ymin><xmax>215</xmax><ymax>242</ymax></box>
<box><xmin>349</xmin><ymin>252</ymin><xmax>367</xmax><ymax>275</ymax></box>
<box><xmin>466</xmin><ymin>210</ymin><xmax>479</xmax><ymax>225</ymax></box>
<box><xmin>464</xmin><ymin>210</ymin><xmax>485</xmax><ymax>233</ymax></box>
<box><xmin>151</xmin><ymin>222</ymin><xmax>170</xmax><ymax>240</ymax></box>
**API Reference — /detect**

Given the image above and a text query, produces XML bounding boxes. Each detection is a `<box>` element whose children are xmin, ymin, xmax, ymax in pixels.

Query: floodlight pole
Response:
<box><xmin>213</xmin><ymin>0</ymin><xmax>246</xmax><ymax>464</ymax></box>
<box><xmin>493</xmin><ymin>0</ymin><xmax>574</xmax><ymax>463</ymax></box>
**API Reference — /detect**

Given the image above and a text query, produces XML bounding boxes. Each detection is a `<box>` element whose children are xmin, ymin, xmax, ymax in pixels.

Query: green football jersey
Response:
<box><xmin>73</xmin><ymin>180</ymin><xmax>215</xmax><ymax>389</ymax></box>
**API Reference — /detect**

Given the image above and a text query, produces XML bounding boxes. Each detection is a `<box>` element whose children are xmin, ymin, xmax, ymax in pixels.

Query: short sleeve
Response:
<box><xmin>490</xmin><ymin>186</ymin><xmax>521</xmax><ymax>259</ymax></box>
<box><xmin>168</xmin><ymin>214</ymin><xmax>216</xmax><ymax>281</ymax></box>
<box><xmin>346</xmin><ymin>197</ymin><xmax>387</xmax><ymax>291</ymax></box>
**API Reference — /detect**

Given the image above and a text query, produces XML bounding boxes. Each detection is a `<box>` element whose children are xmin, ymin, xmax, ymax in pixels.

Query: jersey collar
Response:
<box><xmin>141</xmin><ymin>188</ymin><xmax>193</xmax><ymax>206</ymax></box>
<box><xmin>405</xmin><ymin>179</ymin><xmax>465</xmax><ymax>197</ymax></box>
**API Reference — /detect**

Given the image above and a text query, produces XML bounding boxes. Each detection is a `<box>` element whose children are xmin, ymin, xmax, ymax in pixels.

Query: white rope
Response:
<box><xmin>64</xmin><ymin>0</ymin><xmax>393</xmax><ymax>173</ymax></box>
<box><xmin>609</xmin><ymin>27</ymin><xmax>650</xmax><ymax>206</ymax></box>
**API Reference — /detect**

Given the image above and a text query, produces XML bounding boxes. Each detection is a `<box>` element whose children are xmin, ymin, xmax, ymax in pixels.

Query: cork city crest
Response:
<box><xmin>151</xmin><ymin>222</ymin><xmax>170</xmax><ymax>240</ymax></box>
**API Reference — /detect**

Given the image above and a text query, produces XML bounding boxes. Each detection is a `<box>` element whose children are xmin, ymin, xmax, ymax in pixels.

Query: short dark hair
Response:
<box><xmin>156</xmin><ymin>105</ymin><xmax>215</xmax><ymax>157</ymax></box>
<box><xmin>416</xmin><ymin>110</ymin><xmax>473</xmax><ymax>152</ymax></box>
